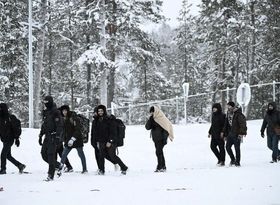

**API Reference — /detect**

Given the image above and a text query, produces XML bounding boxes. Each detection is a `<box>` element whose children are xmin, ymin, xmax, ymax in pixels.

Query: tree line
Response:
<box><xmin>0</xmin><ymin>0</ymin><xmax>279</xmax><ymax>126</ymax></box>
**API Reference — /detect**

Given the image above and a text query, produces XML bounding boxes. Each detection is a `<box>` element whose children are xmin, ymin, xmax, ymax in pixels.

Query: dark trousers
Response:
<box><xmin>41</xmin><ymin>140</ymin><xmax>72</xmax><ymax>170</ymax></box>
<box><xmin>226</xmin><ymin>134</ymin><xmax>241</xmax><ymax>163</ymax></box>
<box><xmin>154</xmin><ymin>140</ymin><xmax>166</xmax><ymax>170</ymax></box>
<box><xmin>210</xmin><ymin>138</ymin><xmax>225</xmax><ymax>162</ymax></box>
<box><xmin>93</xmin><ymin>145</ymin><xmax>116</xmax><ymax>169</ymax></box>
<box><xmin>267</xmin><ymin>134</ymin><xmax>280</xmax><ymax>161</ymax></box>
<box><xmin>41</xmin><ymin>139</ymin><xmax>72</xmax><ymax>179</ymax></box>
<box><xmin>97</xmin><ymin>142</ymin><xmax>127</xmax><ymax>172</ymax></box>
<box><xmin>1</xmin><ymin>141</ymin><xmax>22</xmax><ymax>171</ymax></box>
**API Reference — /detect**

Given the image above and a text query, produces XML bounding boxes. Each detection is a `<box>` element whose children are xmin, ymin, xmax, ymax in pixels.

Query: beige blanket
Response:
<box><xmin>153</xmin><ymin>106</ymin><xmax>174</xmax><ymax>141</ymax></box>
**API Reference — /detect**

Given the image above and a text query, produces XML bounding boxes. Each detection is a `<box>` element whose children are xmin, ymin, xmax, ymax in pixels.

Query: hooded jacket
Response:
<box><xmin>59</xmin><ymin>105</ymin><xmax>83</xmax><ymax>148</ymax></box>
<box><xmin>39</xmin><ymin>101</ymin><xmax>63</xmax><ymax>147</ymax></box>
<box><xmin>0</xmin><ymin>103</ymin><xmax>14</xmax><ymax>142</ymax></box>
<box><xmin>223</xmin><ymin>107</ymin><xmax>247</xmax><ymax>137</ymax></box>
<box><xmin>0</xmin><ymin>103</ymin><xmax>18</xmax><ymax>142</ymax></box>
<box><xmin>91</xmin><ymin>105</ymin><xmax>116</xmax><ymax>144</ymax></box>
<box><xmin>209</xmin><ymin>103</ymin><xmax>226</xmax><ymax>139</ymax></box>
<box><xmin>261</xmin><ymin>102</ymin><xmax>280</xmax><ymax>135</ymax></box>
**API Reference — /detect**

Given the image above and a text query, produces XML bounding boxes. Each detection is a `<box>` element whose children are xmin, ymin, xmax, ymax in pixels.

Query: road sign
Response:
<box><xmin>236</xmin><ymin>83</ymin><xmax>251</xmax><ymax>107</ymax></box>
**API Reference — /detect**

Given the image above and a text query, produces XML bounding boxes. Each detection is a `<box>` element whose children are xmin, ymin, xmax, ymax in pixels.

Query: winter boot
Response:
<box><xmin>0</xmin><ymin>169</ymin><xmax>6</xmax><ymax>175</ymax></box>
<box><xmin>97</xmin><ymin>170</ymin><xmax>105</xmax><ymax>175</ymax></box>
<box><xmin>121</xmin><ymin>167</ymin><xmax>128</xmax><ymax>175</ymax></box>
<box><xmin>229</xmin><ymin>160</ymin><xmax>236</xmax><ymax>166</ymax></box>
<box><xmin>218</xmin><ymin>161</ymin><xmax>225</xmax><ymax>166</ymax></box>
<box><xmin>64</xmin><ymin>166</ymin><xmax>73</xmax><ymax>173</ymax></box>
<box><xmin>81</xmin><ymin>170</ymin><xmax>88</xmax><ymax>174</ymax></box>
<box><xmin>235</xmin><ymin>162</ymin><xmax>241</xmax><ymax>167</ymax></box>
<box><xmin>44</xmin><ymin>175</ymin><xmax>53</xmax><ymax>182</ymax></box>
<box><xmin>18</xmin><ymin>164</ymin><xmax>26</xmax><ymax>173</ymax></box>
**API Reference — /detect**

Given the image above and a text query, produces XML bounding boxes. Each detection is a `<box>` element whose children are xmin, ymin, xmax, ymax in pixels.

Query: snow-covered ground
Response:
<box><xmin>0</xmin><ymin>120</ymin><xmax>279</xmax><ymax>205</ymax></box>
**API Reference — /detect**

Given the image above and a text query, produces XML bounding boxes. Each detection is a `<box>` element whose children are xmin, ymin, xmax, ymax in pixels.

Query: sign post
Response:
<box><xmin>236</xmin><ymin>83</ymin><xmax>251</xmax><ymax>114</ymax></box>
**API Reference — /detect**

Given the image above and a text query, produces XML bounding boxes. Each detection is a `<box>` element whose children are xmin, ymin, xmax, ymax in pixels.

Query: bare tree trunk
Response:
<box><xmin>48</xmin><ymin>39</ymin><xmax>52</xmax><ymax>95</ymax></box>
<box><xmin>249</xmin><ymin>1</ymin><xmax>256</xmax><ymax>84</ymax></box>
<box><xmin>100</xmin><ymin>0</ymin><xmax>107</xmax><ymax>106</ymax></box>
<box><xmin>70</xmin><ymin>40</ymin><xmax>74</xmax><ymax>109</ymax></box>
<box><xmin>34</xmin><ymin>0</ymin><xmax>47</xmax><ymax>128</ymax></box>
<box><xmin>107</xmin><ymin>0</ymin><xmax>117</xmax><ymax>107</ymax></box>
<box><xmin>233</xmin><ymin>26</ymin><xmax>241</xmax><ymax>99</ymax></box>
<box><xmin>245</xmin><ymin>1</ymin><xmax>256</xmax><ymax>117</ymax></box>
<box><xmin>144</xmin><ymin>59</ymin><xmax>147</xmax><ymax>102</ymax></box>
<box><xmin>86</xmin><ymin>36</ymin><xmax>91</xmax><ymax>105</ymax></box>
<box><xmin>221</xmin><ymin>51</ymin><xmax>226</xmax><ymax>108</ymax></box>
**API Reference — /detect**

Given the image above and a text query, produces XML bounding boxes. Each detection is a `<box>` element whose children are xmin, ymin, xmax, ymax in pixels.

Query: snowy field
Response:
<box><xmin>0</xmin><ymin>120</ymin><xmax>279</xmax><ymax>205</ymax></box>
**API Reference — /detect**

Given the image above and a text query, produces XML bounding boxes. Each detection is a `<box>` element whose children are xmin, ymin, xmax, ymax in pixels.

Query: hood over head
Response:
<box><xmin>0</xmin><ymin>103</ymin><xmax>9</xmax><ymax>118</ymax></box>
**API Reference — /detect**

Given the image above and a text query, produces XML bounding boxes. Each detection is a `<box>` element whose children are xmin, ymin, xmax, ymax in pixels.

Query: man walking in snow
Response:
<box><xmin>91</xmin><ymin>104</ymin><xmax>128</xmax><ymax>175</ymax></box>
<box><xmin>91</xmin><ymin>106</ymin><xmax>118</xmax><ymax>172</ymax></box>
<box><xmin>260</xmin><ymin>102</ymin><xmax>280</xmax><ymax>163</ymax></box>
<box><xmin>208</xmin><ymin>103</ymin><xmax>226</xmax><ymax>166</ymax></box>
<box><xmin>145</xmin><ymin>106</ymin><xmax>174</xmax><ymax>172</ymax></box>
<box><xmin>38</xmin><ymin>96</ymin><xmax>64</xmax><ymax>181</ymax></box>
<box><xmin>222</xmin><ymin>102</ymin><xmax>247</xmax><ymax>167</ymax></box>
<box><xmin>0</xmin><ymin>103</ymin><xmax>26</xmax><ymax>174</ymax></box>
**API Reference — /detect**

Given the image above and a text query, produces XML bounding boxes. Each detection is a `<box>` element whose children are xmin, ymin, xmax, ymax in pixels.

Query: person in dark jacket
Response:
<box><xmin>221</xmin><ymin>102</ymin><xmax>247</xmax><ymax>167</ymax></box>
<box><xmin>91</xmin><ymin>107</ymin><xmax>117</xmax><ymax>172</ymax></box>
<box><xmin>260</xmin><ymin>102</ymin><xmax>280</xmax><ymax>163</ymax></box>
<box><xmin>91</xmin><ymin>105</ymin><xmax>128</xmax><ymax>175</ymax></box>
<box><xmin>0</xmin><ymin>103</ymin><xmax>25</xmax><ymax>174</ymax></box>
<box><xmin>145</xmin><ymin>106</ymin><xmax>172</xmax><ymax>172</ymax></box>
<box><xmin>39</xmin><ymin>124</ymin><xmax>73</xmax><ymax>173</ymax></box>
<box><xmin>57</xmin><ymin>105</ymin><xmax>87</xmax><ymax>176</ymax></box>
<box><xmin>208</xmin><ymin>103</ymin><xmax>226</xmax><ymax>166</ymax></box>
<box><xmin>38</xmin><ymin>96</ymin><xmax>64</xmax><ymax>181</ymax></box>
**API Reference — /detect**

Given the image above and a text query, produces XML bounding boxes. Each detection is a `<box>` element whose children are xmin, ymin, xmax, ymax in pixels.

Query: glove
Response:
<box><xmin>15</xmin><ymin>139</ymin><xmax>20</xmax><ymax>147</ymax></box>
<box><xmin>68</xmin><ymin>137</ymin><xmax>76</xmax><ymax>147</ymax></box>
<box><xmin>261</xmin><ymin>133</ymin><xmax>265</xmax><ymax>138</ymax></box>
<box><xmin>38</xmin><ymin>135</ymin><xmax>43</xmax><ymax>146</ymax></box>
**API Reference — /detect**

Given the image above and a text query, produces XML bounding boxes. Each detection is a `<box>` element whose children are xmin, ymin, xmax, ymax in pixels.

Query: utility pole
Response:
<box><xmin>28</xmin><ymin>0</ymin><xmax>34</xmax><ymax>128</ymax></box>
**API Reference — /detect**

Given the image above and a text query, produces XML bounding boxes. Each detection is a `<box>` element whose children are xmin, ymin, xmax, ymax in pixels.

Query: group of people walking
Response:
<box><xmin>0</xmin><ymin>96</ymin><xmax>279</xmax><ymax>181</ymax></box>
<box><xmin>39</xmin><ymin>96</ymin><xmax>129</xmax><ymax>181</ymax></box>
<box><xmin>209</xmin><ymin>101</ymin><xmax>280</xmax><ymax>166</ymax></box>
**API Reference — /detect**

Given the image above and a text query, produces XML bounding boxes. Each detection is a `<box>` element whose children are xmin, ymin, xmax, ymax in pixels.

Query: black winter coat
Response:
<box><xmin>0</xmin><ymin>114</ymin><xmax>18</xmax><ymax>143</ymax></box>
<box><xmin>261</xmin><ymin>110</ymin><xmax>280</xmax><ymax>136</ymax></box>
<box><xmin>145</xmin><ymin>116</ymin><xmax>168</xmax><ymax>144</ymax></box>
<box><xmin>62</xmin><ymin>111</ymin><xmax>83</xmax><ymax>148</ymax></box>
<box><xmin>209</xmin><ymin>112</ymin><xmax>226</xmax><ymax>139</ymax></box>
<box><xmin>91</xmin><ymin>115</ymin><xmax>116</xmax><ymax>144</ymax></box>
<box><xmin>223</xmin><ymin>108</ymin><xmax>247</xmax><ymax>137</ymax></box>
<box><xmin>39</xmin><ymin>104</ymin><xmax>63</xmax><ymax>144</ymax></box>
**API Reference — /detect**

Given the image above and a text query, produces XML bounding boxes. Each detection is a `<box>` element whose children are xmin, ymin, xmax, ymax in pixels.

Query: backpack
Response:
<box><xmin>113</xmin><ymin>118</ymin><xmax>126</xmax><ymax>147</ymax></box>
<box><xmin>9</xmin><ymin>115</ymin><xmax>22</xmax><ymax>139</ymax></box>
<box><xmin>75</xmin><ymin>114</ymin><xmax>90</xmax><ymax>143</ymax></box>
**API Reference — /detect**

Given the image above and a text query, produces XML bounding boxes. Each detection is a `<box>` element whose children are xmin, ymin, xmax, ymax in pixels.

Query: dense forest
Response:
<box><xmin>0</xmin><ymin>0</ymin><xmax>279</xmax><ymax>126</ymax></box>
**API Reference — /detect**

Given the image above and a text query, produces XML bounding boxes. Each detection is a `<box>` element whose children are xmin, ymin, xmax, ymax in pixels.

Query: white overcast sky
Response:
<box><xmin>161</xmin><ymin>0</ymin><xmax>201</xmax><ymax>26</ymax></box>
